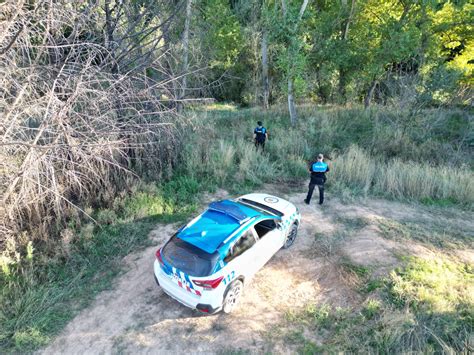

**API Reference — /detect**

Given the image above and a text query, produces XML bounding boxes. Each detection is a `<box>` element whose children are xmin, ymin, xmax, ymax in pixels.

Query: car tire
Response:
<box><xmin>283</xmin><ymin>223</ymin><xmax>298</xmax><ymax>249</ymax></box>
<box><xmin>222</xmin><ymin>280</ymin><xmax>243</xmax><ymax>314</ymax></box>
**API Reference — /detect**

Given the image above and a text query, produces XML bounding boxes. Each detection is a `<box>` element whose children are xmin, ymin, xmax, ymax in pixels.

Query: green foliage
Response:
<box><xmin>186</xmin><ymin>105</ymin><xmax>473</xmax><ymax>206</ymax></box>
<box><xmin>0</xmin><ymin>178</ymin><xmax>204</xmax><ymax>353</ymax></box>
<box><xmin>199</xmin><ymin>0</ymin><xmax>244</xmax><ymax>70</ymax></box>
<box><xmin>193</xmin><ymin>0</ymin><xmax>473</xmax><ymax>106</ymax></box>
<box><xmin>364</xmin><ymin>279</ymin><xmax>385</xmax><ymax>294</ymax></box>
<box><xmin>386</xmin><ymin>256</ymin><xmax>473</xmax><ymax>352</ymax></box>
<box><xmin>340</xmin><ymin>259</ymin><xmax>371</xmax><ymax>279</ymax></box>
<box><xmin>283</xmin><ymin>255</ymin><xmax>472</xmax><ymax>352</ymax></box>
<box><xmin>362</xmin><ymin>299</ymin><xmax>382</xmax><ymax>319</ymax></box>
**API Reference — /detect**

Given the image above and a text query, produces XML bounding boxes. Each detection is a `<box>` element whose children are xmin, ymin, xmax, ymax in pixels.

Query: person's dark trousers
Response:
<box><xmin>255</xmin><ymin>140</ymin><xmax>265</xmax><ymax>151</ymax></box>
<box><xmin>305</xmin><ymin>183</ymin><xmax>324</xmax><ymax>204</ymax></box>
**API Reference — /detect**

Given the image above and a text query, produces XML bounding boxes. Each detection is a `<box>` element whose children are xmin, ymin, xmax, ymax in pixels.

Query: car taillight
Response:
<box><xmin>192</xmin><ymin>276</ymin><xmax>224</xmax><ymax>289</ymax></box>
<box><xmin>155</xmin><ymin>248</ymin><xmax>164</xmax><ymax>265</ymax></box>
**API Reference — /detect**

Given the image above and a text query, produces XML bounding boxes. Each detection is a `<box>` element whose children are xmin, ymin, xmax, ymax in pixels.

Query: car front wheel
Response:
<box><xmin>283</xmin><ymin>223</ymin><xmax>298</xmax><ymax>249</ymax></box>
<box><xmin>222</xmin><ymin>280</ymin><xmax>243</xmax><ymax>314</ymax></box>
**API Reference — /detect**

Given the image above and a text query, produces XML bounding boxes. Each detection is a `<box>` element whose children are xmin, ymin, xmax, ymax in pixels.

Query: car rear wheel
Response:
<box><xmin>283</xmin><ymin>223</ymin><xmax>298</xmax><ymax>249</ymax></box>
<box><xmin>222</xmin><ymin>280</ymin><xmax>243</xmax><ymax>314</ymax></box>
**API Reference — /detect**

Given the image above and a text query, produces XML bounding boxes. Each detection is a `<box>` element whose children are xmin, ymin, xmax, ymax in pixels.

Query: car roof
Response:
<box><xmin>177</xmin><ymin>199</ymin><xmax>276</xmax><ymax>254</ymax></box>
<box><xmin>238</xmin><ymin>193</ymin><xmax>291</xmax><ymax>216</ymax></box>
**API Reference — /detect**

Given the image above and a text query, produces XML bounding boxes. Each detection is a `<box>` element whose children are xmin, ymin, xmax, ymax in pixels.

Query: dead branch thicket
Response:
<box><xmin>0</xmin><ymin>1</ymin><xmax>183</xmax><ymax>258</ymax></box>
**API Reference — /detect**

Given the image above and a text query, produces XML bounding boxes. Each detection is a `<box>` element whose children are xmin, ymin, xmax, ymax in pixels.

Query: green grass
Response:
<box><xmin>420</xmin><ymin>197</ymin><xmax>459</xmax><ymax>208</ymax></box>
<box><xmin>339</xmin><ymin>259</ymin><xmax>371</xmax><ymax>279</ymax></box>
<box><xmin>279</xmin><ymin>255</ymin><xmax>473</xmax><ymax>353</ymax></box>
<box><xmin>335</xmin><ymin>215</ymin><xmax>370</xmax><ymax>230</ymax></box>
<box><xmin>2</xmin><ymin>104</ymin><xmax>472</xmax><ymax>352</ymax></box>
<box><xmin>377</xmin><ymin>217</ymin><xmax>474</xmax><ymax>250</ymax></box>
<box><xmin>0</xmin><ymin>176</ymin><xmax>206</xmax><ymax>353</ymax></box>
<box><xmin>184</xmin><ymin>105</ymin><xmax>473</xmax><ymax>207</ymax></box>
<box><xmin>386</xmin><ymin>256</ymin><xmax>473</xmax><ymax>352</ymax></box>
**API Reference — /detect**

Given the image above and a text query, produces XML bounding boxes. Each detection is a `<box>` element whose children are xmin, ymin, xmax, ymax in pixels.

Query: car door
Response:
<box><xmin>252</xmin><ymin>218</ymin><xmax>283</xmax><ymax>270</ymax></box>
<box><xmin>223</xmin><ymin>229</ymin><xmax>260</xmax><ymax>281</ymax></box>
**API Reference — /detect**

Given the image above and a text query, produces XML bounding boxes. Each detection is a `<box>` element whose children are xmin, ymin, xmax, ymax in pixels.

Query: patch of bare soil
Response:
<box><xmin>42</xmin><ymin>190</ymin><xmax>474</xmax><ymax>354</ymax></box>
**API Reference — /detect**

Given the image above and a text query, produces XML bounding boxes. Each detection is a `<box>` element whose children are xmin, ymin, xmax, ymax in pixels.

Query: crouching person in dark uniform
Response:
<box><xmin>305</xmin><ymin>154</ymin><xmax>330</xmax><ymax>205</ymax></box>
<box><xmin>254</xmin><ymin>121</ymin><xmax>268</xmax><ymax>151</ymax></box>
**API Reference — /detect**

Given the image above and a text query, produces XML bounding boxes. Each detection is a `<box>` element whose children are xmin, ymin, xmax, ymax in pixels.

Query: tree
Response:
<box><xmin>338</xmin><ymin>0</ymin><xmax>356</xmax><ymax>103</ymax></box>
<box><xmin>177</xmin><ymin>0</ymin><xmax>193</xmax><ymax>113</ymax></box>
<box><xmin>271</xmin><ymin>0</ymin><xmax>310</xmax><ymax>125</ymax></box>
<box><xmin>0</xmin><ymin>0</ymin><xmax>183</xmax><ymax>247</ymax></box>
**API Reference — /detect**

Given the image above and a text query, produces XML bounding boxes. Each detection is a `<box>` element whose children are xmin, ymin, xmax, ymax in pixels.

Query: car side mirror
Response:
<box><xmin>276</xmin><ymin>223</ymin><xmax>283</xmax><ymax>231</ymax></box>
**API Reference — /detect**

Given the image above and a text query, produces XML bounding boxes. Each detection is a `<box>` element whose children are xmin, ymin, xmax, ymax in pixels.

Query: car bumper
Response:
<box><xmin>153</xmin><ymin>260</ymin><xmax>223</xmax><ymax>313</ymax></box>
<box><xmin>196</xmin><ymin>303</ymin><xmax>221</xmax><ymax>314</ymax></box>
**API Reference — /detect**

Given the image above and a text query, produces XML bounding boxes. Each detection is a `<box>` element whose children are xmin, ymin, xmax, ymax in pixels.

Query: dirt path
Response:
<box><xmin>42</xmin><ymin>191</ymin><xmax>473</xmax><ymax>354</ymax></box>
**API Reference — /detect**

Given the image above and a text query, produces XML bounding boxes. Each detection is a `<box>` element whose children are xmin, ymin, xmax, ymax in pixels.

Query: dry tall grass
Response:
<box><xmin>1</xmin><ymin>1</ymin><xmax>182</xmax><ymax>258</ymax></box>
<box><xmin>332</xmin><ymin>146</ymin><xmax>474</xmax><ymax>205</ymax></box>
<box><xmin>185</xmin><ymin>105</ymin><xmax>473</xmax><ymax>206</ymax></box>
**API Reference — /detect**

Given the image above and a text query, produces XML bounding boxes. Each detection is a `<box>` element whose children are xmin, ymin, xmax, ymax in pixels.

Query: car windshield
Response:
<box><xmin>162</xmin><ymin>236</ymin><xmax>219</xmax><ymax>277</ymax></box>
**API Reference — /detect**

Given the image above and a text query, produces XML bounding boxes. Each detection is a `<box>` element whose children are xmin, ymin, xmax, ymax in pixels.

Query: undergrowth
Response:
<box><xmin>2</xmin><ymin>104</ymin><xmax>472</xmax><ymax>352</ymax></box>
<box><xmin>280</xmin><ymin>211</ymin><xmax>473</xmax><ymax>353</ymax></box>
<box><xmin>378</xmin><ymin>217</ymin><xmax>474</xmax><ymax>250</ymax></box>
<box><xmin>283</xmin><ymin>255</ymin><xmax>473</xmax><ymax>353</ymax></box>
<box><xmin>0</xmin><ymin>176</ymin><xmax>205</xmax><ymax>353</ymax></box>
<box><xmin>186</xmin><ymin>104</ymin><xmax>473</xmax><ymax>207</ymax></box>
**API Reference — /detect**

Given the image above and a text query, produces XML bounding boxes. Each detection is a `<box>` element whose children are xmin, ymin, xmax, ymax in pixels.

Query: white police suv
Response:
<box><xmin>154</xmin><ymin>193</ymin><xmax>300</xmax><ymax>314</ymax></box>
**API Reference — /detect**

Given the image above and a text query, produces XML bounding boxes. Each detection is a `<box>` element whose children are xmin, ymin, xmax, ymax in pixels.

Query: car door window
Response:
<box><xmin>254</xmin><ymin>219</ymin><xmax>278</xmax><ymax>239</ymax></box>
<box><xmin>224</xmin><ymin>230</ymin><xmax>256</xmax><ymax>263</ymax></box>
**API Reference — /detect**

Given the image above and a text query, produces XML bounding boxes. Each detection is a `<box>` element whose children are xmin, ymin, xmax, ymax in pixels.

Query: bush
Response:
<box><xmin>0</xmin><ymin>179</ymin><xmax>202</xmax><ymax>353</ymax></box>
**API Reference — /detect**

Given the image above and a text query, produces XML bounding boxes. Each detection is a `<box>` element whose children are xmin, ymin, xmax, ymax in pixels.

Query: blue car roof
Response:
<box><xmin>177</xmin><ymin>200</ymin><xmax>271</xmax><ymax>254</ymax></box>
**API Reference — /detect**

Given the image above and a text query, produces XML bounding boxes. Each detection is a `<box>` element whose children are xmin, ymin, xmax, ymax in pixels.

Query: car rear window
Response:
<box><xmin>162</xmin><ymin>236</ymin><xmax>219</xmax><ymax>277</ymax></box>
<box><xmin>237</xmin><ymin>198</ymin><xmax>284</xmax><ymax>217</ymax></box>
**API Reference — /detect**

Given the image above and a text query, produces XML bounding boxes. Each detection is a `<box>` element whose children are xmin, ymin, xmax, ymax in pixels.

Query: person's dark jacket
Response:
<box><xmin>254</xmin><ymin>126</ymin><xmax>267</xmax><ymax>142</ymax></box>
<box><xmin>309</xmin><ymin>161</ymin><xmax>329</xmax><ymax>184</ymax></box>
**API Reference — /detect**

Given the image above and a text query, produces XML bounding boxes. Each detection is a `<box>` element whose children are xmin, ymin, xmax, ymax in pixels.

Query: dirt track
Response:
<box><xmin>42</xmin><ymin>190</ymin><xmax>474</xmax><ymax>354</ymax></box>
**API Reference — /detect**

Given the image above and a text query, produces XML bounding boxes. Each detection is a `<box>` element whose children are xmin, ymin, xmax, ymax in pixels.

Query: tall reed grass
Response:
<box><xmin>332</xmin><ymin>145</ymin><xmax>474</xmax><ymax>205</ymax></box>
<box><xmin>185</xmin><ymin>105</ymin><xmax>473</xmax><ymax>206</ymax></box>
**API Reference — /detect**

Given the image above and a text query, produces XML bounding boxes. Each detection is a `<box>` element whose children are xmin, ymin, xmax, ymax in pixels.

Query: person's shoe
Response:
<box><xmin>319</xmin><ymin>202</ymin><xmax>323</xmax><ymax>205</ymax></box>
<box><xmin>304</xmin><ymin>199</ymin><xmax>310</xmax><ymax>205</ymax></box>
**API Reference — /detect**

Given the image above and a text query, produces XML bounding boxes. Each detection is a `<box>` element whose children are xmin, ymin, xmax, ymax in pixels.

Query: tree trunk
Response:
<box><xmin>316</xmin><ymin>66</ymin><xmax>327</xmax><ymax>103</ymax></box>
<box><xmin>338</xmin><ymin>69</ymin><xmax>347</xmax><ymax>103</ymax></box>
<box><xmin>281</xmin><ymin>0</ymin><xmax>287</xmax><ymax>16</ymax></box>
<box><xmin>104</xmin><ymin>0</ymin><xmax>118</xmax><ymax>74</ymax></box>
<box><xmin>177</xmin><ymin>0</ymin><xmax>192</xmax><ymax>113</ymax></box>
<box><xmin>281</xmin><ymin>0</ymin><xmax>309</xmax><ymax>125</ymax></box>
<box><xmin>261</xmin><ymin>31</ymin><xmax>269</xmax><ymax>109</ymax></box>
<box><xmin>288</xmin><ymin>78</ymin><xmax>297</xmax><ymax>126</ymax></box>
<box><xmin>342</xmin><ymin>0</ymin><xmax>355</xmax><ymax>41</ymax></box>
<box><xmin>298</xmin><ymin>0</ymin><xmax>310</xmax><ymax>21</ymax></box>
<box><xmin>364</xmin><ymin>80</ymin><xmax>377</xmax><ymax>109</ymax></box>
<box><xmin>338</xmin><ymin>0</ymin><xmax>355</xmax><ymax>103</ymax></box>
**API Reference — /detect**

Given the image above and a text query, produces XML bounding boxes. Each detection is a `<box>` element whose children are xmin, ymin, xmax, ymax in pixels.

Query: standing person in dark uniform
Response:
<box><xmin>254</xmin><ymin>121</ymin><xmax>268</xmax><ymax>151</ymax></box>
<box><xmin>305</xmin><ymin>154</ymin><xmax>330</xmax><ymax>205</ymax></box>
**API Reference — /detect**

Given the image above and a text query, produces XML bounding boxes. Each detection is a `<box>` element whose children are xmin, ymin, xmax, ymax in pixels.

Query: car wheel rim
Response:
<box><xmin>285</xmin><ymin>226</ymin><xmax>297</xmax><ymax>246</ymax></box>
<box><xmin>224</xmin><ymin>284</ymin><xmax>242</xmax><ymax>312</ymax></box>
